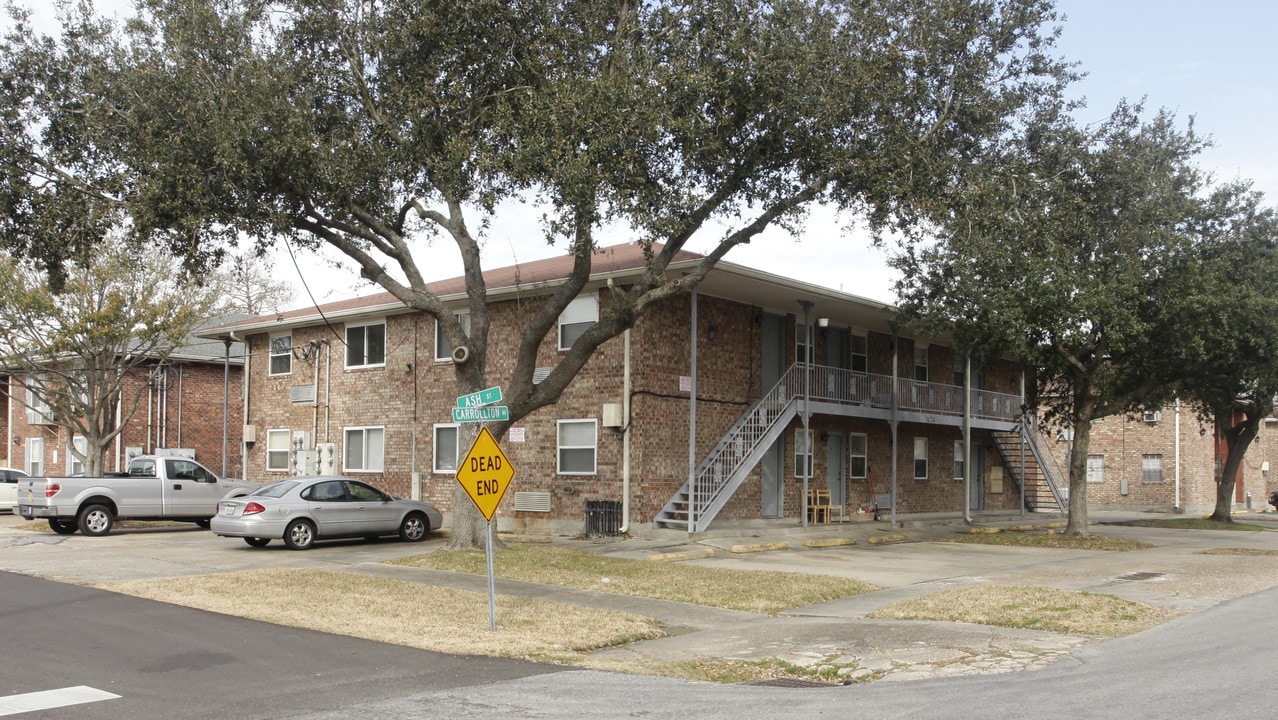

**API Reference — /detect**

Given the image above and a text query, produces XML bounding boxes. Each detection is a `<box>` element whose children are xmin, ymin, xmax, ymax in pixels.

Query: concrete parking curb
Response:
<box><xmin>804</xmin><ymin>537</ymin><xmax>857</xmax><ymax>548</ymax></box>
<box><xmin>729</xmin><ymin>541</ymin><xmax>791</xmax><ymax>554</ymax></box>
<box><xmin>646</xmin><ymin>546</ymin><xmax>716</xmax><ymax>562</ymax></box>
<box><xmin>867</xmin><ymin>533</ymin><xmax>908</xmax><ymax>545</ymax></box>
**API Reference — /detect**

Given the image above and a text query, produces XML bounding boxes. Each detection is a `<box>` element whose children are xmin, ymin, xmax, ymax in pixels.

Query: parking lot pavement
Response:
<box><xmin>6</xmin><ymin>509</ymin><xmax>1278</xmax><ymax>681</ymax></box>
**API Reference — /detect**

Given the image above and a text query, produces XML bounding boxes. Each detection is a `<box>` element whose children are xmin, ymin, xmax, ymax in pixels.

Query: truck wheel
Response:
<box><xmin>399</xmin><ymin>512</ymin><xmax>429</xmax><ymax>542</ymax></box>
<box><xmin>244</xmin><ymin>537</ymin><xmax>271</xmax><ymax>547</ymax></box>
<box><xmin>283</xmin><ymin>520</ymin><xmax>315</xmax><ymax>550</ymax></box>
<box><xmin>48</xmin><ymin>519</ymin><xmax>77</xmax><ymax>535</ymax></box>
<box><xmin>77</xmin><ymin>505</ymin><xmax>115</xmax><ymax>537</ymax></box>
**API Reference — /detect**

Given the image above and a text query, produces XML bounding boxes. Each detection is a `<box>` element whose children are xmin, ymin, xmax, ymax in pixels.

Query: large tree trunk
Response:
<box><xmin>1208</xmin><ymin>411</ymin><xmax>1260</xmax><ymax>523</ymax></box>
<box><xmin>1064</xmin><ymin>416</ymin><xmax>1093</xmax><ymax>536</ymax></box>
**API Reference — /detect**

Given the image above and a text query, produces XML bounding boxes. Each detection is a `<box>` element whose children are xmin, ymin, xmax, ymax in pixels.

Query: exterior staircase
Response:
<box><xmin>991</xmin><ymin>425</ymin><xmax>1067</xmax><ymax>513</ymax></box>
<box><xmin>653</xmin><ymin>365</ymin><xmax>805</xmax><ymax>532</ymax></box>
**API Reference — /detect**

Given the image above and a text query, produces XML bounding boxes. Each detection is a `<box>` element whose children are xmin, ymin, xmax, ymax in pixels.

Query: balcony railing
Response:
<box><xmin>802</xmin><ymin>364</ymin><xmax>1019</xmax><ymax>423</ymax></box>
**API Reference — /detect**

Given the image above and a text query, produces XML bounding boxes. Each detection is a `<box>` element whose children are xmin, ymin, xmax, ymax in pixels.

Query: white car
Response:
<box><xmin>0</xmin><ymin>468</ymin><xmax>31</xmax><ymax>513</ymax></box>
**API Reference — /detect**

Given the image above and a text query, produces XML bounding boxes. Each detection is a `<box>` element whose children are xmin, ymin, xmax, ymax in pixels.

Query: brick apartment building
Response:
<box><xmin>200</xmin><ymin>242</ymin><xmax>1059</xmax><ymax>536</ymax></box>
<box><xmin>3</xmin><ymin>320</ymin><xmax>246</xmax><ymax>479</ymax></box>
<box><xmin>1037</xmin><ymin>406</ymin><xmax>1278</xmax><ymax>516</ymax></box>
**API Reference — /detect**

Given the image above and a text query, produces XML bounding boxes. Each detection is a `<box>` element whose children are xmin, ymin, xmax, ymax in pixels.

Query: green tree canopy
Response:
<box><xmin>0</xmin><ymin>237</ymin><xmax>218</xmax><ymax>476</ymax></box>
<box><xmin>894</xmin><ymin>102</ymin><xmax>1229</xmax><ymax>534</ymax></box>
<box><xmin>3</xmin><ymin>0</ymin><xmax>1072</xmax><ymax>545</ymax></box>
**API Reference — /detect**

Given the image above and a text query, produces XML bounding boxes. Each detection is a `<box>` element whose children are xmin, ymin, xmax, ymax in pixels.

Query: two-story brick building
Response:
<box><xmin>1037</xmin><ymin>406</ymin><xmax>1278</xmax><ymax>516</ymax></box>
<box><xmin>200</xmin><ymin>242</ymin><xmax>1059</xmax><ymax>536</ymax></box>
<box><xmin>5</xmin><ymin>318</ymin><xmax>247</xmax><ymax>478</ymax></box>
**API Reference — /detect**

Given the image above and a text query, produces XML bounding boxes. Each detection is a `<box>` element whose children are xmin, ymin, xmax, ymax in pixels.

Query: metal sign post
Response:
<box><xmin>456</xmin><ymin>422</ymin><xmax>515</xmax><ymax>631</ymax></box>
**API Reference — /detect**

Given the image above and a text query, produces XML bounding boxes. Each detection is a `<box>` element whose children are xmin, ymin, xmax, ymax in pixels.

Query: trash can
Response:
<box><xmin>585</xmin><ymin>500</ymin><xmax>623</xmax><ymax>536</ymax></box>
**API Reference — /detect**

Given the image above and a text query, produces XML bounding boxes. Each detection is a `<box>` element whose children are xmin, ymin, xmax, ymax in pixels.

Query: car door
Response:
<box><xmin>302</xmin><ymin>480</ymin><xmax>359</xmax><ymax>538</ymax></box>
<box><xmin>345</xmin><ymin>480</ymin><xmax>400</xmax><ymax>535</ymax></box>
<box><xmin>0</xmin><ymin>469</ymin><xmax>23</xmax><ymax>510</ymax></box>
<box><xmin>163</xmin><ymin>458</ymin><xmax>223</xmax><ymax>516</ymax></box>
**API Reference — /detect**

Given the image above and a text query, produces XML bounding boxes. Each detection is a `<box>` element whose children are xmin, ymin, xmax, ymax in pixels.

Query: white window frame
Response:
<box><xmin>914</xmin><ymin>345</ymin><xmax>929</xmax><ymax>383</ymax></box>
<box><xmin>266</xmin><ymin>429</ymin><xmax>292</xmax><ymax>472</ymax></box>
<box><xmin>25</xmin><ymin>374</ymin><xmax>52</xmax><ymax>425</ymax></box>
<box><xmin>345</xmin><ymin>321</ymin><xmax>386</xmax><ymax>369</ymax></box>
<box><xmin>794</xmin><ymin>428</ymin><xmax>813</xmax><ymax>478</ymax></box>
<box><xmin>850</xmin><ymin>333</ymin><xmax>868</xmax><ymax>374</ymax></box>
<box><xmin>343</xmin><ymin>426</ymin><xmax>385</xmax><ymax>472</ymax></box>
<box><xmin>433</xmin><ymin>424</ymin><xmax>460</xmax><ymax>473</ymax></box>
<box><xmin>269</xmin><ymin>334</ymin><xmax>292</xmax><ymax>376</ymax></box>
<box><xmin>68</xmin><ymin>436</ymin><xmax>87</xmax><ymax>476</ymax></box>
<box><xmin>849</xmin><ymin>433</ymin><xmax>867</xmax><ymax>480</ymax></box>
<box><xmin>558</xmin><ymin>296</ymin><xmax>599</xmax><ymax>351</ymax></box>
<box><xmin>795</xmin><ymin>319</ymin><xmax>814</xmax><ymax>364</ymax></box>
<box><xmin>953</xmin><ymin>440</ymin><xmax>964</xmax><ymax>482</ymax></box>
<box><xmin>913</xmin><ymin>437</ymin><xmax>928</xmax><ymax>480</ymax></box>
<box><xmin>1142</xmin><ymin>454</ymin><xmax>1164</xmax><ymax>483</ymax></box>
<box><xmin>557</xmin><ymin>419</ymin><xmax>598</xmax><ymax>475</ymax></box>
<box><xmin>25</xmin><ymin>437</ymin><xmax>43</xmax><ymax>477</ymax></box>
<box><xmin>434</xmin><ymin>312</ymin><xmax>471</xmax><ymax>362</ymax></box>
<box><xmin>1086</xmin><ymin>454</ymin><xmax>1105</xmax><ymax>483</ymax></box>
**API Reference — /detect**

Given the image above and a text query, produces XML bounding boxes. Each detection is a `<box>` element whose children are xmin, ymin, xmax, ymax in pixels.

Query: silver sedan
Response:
<box><xmin>210</xmin><ymin>476</ymin><xmax>443</xmax><ymax>550</ymax></box>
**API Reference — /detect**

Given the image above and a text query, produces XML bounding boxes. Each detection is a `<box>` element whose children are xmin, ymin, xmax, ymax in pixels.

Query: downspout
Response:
<box><xmin>222</xmin><ymin>338</ymin><xmax>231</xmax><ymax>478</ymax></box>
<box><xmin>620</xmin><ymin>327</ymin><xmax>632</xmax><ymax>534</ymax></box>
<box><xmin>1019</xmin><ymin>370</ymin><xmax>1027</xmax><ymax>517</ymax></box>
<box><xmin>1175</xmin><ymin>397</ymin><xmax>1182</xmax><ymax>510</ymax></box>
<box><xmin>146</xmin><ymin>374</ymin><xmax>154</xmax><ymax>454</ymax></box>
<box><xmin>324</xmin><ymin>340</ymin><xmax>331</xmax><ymax>443</ymax></box>
<box><xmin>962</xmin><ymin>354</ymin><xmax>972</xmax><ymax>523</ymax></box>
<box><xmin>176</xmin><ymin>366</ymin><xmax>184</xmax><ymax>449</ymax></box>
<box><xmin>312</xmin><ymin>341</ymin><xmax>320</xmax><ymax>454</ymax></box>
<box><xmin>890</xmin><ymin>326</ymin><xmax>899</xmax><ymax>525</ymax></box>
<box><xmin>230</xmin><ymin>331</ymin><xmax>249</xmax><ymax>479</ymax></box>
<box><xmin>799</xmin><ymin>300</ymin><xmax>813</xmax><ymax>528</ymax></box>
<box><xmin>688</xmin><ymin>286</ymin><xmax>698</xmax><ymax>537</ymax></box>
<box><xmin>412</xmin><ymin>320</ymin><xmax>420</xmax><ymax>501</ymax></box>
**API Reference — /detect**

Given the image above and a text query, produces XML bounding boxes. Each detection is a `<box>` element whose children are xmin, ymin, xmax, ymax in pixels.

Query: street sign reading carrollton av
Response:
<box><xmin>456</xmin><ymin>426</ymin><xmax>515</xmax><ymax>522</ymax></box>
<box><xmin>452</xmin><ymin>405</ymin><xmax>510</xmax><ymax>423</ymax></box>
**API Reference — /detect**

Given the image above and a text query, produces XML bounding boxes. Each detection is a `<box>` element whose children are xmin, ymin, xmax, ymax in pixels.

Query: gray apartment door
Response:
<box><xmin>825</xmin><ymin>432</ymin><xmax>847</xmax><ymax>508</ymax></box>
<box><xmin>760</xmin><ymin>313</ymin><xmax>786</xmax><ymax>517</ymax></box>
<box><xmin>969</xmin><ymin>445</ymin><xmax>985</xmax><ymax>511</ymax></box>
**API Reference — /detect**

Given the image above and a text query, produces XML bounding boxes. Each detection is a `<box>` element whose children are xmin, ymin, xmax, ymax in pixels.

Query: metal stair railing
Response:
<box><xmin>655</xmin><ymin>364</ymin><xmax>807</xmax><ymax>531</ymax></box>
<box><xmin>998</xmin><ymin>422</ymin><xmax>1067</xmax><ymax>513</ymax></box>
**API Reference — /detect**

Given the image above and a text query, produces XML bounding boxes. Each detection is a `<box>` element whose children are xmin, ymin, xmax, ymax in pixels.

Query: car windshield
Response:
<box><xmin>252</xmin><ymin>480</ymin><xmax>301</xmax><ymax>498</ymax></box>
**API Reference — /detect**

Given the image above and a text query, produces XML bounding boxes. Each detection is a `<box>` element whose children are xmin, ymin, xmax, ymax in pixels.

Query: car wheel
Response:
<box><xmin>244</xmin><ymin>537</ymin><xmax>271</xmax><ymax>547</ymax></box>
<box><xmin>77</xmin><ymin>504</ymin><xmax>115</xmax><ymax>537</ymax></box>
<box><xmin>195</xmin><ymin>519</ymin><xmax>211</xmax><ymax>529</ymax></box>
<box><xmin>283</xmin><ymin>519</ymin><xmax>316</xmax><ymax>550</ymax></box>
<box><xmin>399</xmin><ymin>512</ymin><xmax>429</xmax><ymax>542</ymax></box>
<box><xmin>48</xmin><ymin>519</ymin><xmax>77</xmax><ymax>535</ymax></box>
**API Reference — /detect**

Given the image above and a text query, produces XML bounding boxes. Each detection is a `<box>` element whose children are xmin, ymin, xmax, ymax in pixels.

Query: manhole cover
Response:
<box><xmin>1117</xmin><ymin>571</ymin><xmax>1165</xmax><ymax>581</ymax></box>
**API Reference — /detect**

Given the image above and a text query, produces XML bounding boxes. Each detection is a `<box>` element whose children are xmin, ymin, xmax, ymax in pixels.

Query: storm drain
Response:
<box><xmin>747</xmin><ymin>678</ymin><xmax>843</xmax><ymax>688</ymax></box>
<box><xmin>1116</xmin><ymin>571</ymin><xmax>1165</xmax><ymax>582</ymax></box>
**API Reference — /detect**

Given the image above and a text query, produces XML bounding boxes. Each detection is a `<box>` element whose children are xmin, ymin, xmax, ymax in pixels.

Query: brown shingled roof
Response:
<box><xmin>212</xmin><ymin>241</ymin><xmax>701</xmax><ymax>330</ymax></box>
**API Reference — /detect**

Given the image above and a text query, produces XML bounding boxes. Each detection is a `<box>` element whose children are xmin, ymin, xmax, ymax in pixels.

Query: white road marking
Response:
<box><xmin>0</xmin><ymin>686</ymin><xmax>120</xmax><ymax>717</ymax></box>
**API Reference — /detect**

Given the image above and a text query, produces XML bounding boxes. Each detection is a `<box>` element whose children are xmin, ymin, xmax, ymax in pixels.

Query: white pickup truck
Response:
<box><xmin>16</xmin><ymin>456</ymin><xmax>258</xmax><ymax>536</ymax></box>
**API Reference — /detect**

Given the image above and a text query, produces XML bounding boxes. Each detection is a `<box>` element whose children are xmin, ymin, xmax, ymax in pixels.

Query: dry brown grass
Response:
<box><xmin>388</xmin><ymin>543</ymin><xmax>877</xmax><ymax>614</ymax></box>
<box><xmin>1197</xmin><ymin>547</ymin><xmax>1278</xmax><ymax>557</ymax></box>
<box><xmin>100</xmin><ymin>569</ymin><xmax>665</xmax><ymax>661</ymax></box>
<box><xmin>942</xmin><ymin>532</ymin><xmax>1154</xmax><ymax>551</ymax></box>
<box><xmin>869</xmin><ymin>585</ymin><xmax>1178</xmax><ymax>637</ymax></box>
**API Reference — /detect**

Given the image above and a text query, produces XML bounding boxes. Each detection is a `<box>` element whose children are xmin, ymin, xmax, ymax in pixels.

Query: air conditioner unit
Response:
<box><xmin>1141</xmin><ymin>410</ymin><xmax>1162</xmax><ymax>423</ymax></box>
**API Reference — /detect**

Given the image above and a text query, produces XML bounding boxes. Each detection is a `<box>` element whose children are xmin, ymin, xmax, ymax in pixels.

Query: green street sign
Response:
<box><xmin>452</xmin><ymin>405</ymin><xmax>510</xmax><ymax>423</ymax></box>
<box><xmin>456</xmin><ymin>386</ymin><xmax>503</xmax><ymax>409</ymax></box>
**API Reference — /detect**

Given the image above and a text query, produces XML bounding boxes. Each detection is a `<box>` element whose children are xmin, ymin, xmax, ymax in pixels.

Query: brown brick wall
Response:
<box><xmin>5</xmin><ymin>362</ymin><xmax>243</xmax><ymax>477</ymax></box>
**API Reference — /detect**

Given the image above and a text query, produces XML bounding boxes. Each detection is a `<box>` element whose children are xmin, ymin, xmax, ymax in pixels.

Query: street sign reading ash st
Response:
<box><xmin>456</xmin><ymin>386</ymin><xmax>503</xmax><ymax>408</ymax></box>
<box><xmin>456</xmin><ymin>426</ymin><xmax>515</xmax><ymax>522</ymax></box>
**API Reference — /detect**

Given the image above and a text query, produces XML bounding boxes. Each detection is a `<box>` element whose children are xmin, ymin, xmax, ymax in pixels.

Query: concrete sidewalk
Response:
<box><xmin>4</xmin><ymin>510</ymin><xmax>1277</xmax><ymax>681</ymax></box>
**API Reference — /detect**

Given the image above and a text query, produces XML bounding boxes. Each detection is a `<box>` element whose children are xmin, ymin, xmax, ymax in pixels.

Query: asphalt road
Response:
<box><xmin>0</xmin><ymin>571</ymin><xmax>563</xmax><ymax>720</ymax></box>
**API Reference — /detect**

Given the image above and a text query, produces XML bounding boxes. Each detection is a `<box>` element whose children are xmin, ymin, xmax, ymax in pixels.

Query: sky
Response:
<box><xmin>12</xmin><ymin>1</ymin><xmax>1278</xmax><ymax>309</ymax></box>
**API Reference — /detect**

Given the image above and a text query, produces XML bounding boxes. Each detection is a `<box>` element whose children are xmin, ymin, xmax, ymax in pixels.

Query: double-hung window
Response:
<box><xmin>266</xmin><ymin>429</ymin><xmax>291</xmax><ymax>472</ymax></box>
<box><xmin>345</xmin><ymin>322</ymin><xmax>386</xmax><ymax>368</ymax></box>
<box><xmin>557</xmin><ymin>419</ymin><xmax>597</xmax><ymax>474</ymax></box>
<box><xmin>1142</xmin><ymin>454</ymin><xmax>1164</xmax><ymax>483</ymax></box>
<box><xmin>850</xmin><ymin>334</ymin><xmax>868</xmax><ymax>374</ymax></box>
<box><xmin>434</xmin><ymin>424</ymin><xmax>460</xmax><ymax>473</ymax></box>
<box><xmin>913</xmin><ymin>437</ymin><xmax>928</xmax><ymax>479</ymax></box>
<box><xmin>849</xmin><ymin>433</ymin><xmax>867</xmax><ymax>480</ymax></box>
<box><xmin>344</xmin><ymin>426</ymin><xmax>385</xmax><ymax>472</ymax></box>
<box><xmin>435</xmin><ymin>312</ymin><xmax>471</xmax><ymax>362</ymax></box>
<box><xmin>794</xmin><ymin>428</ymin><xmax>813</xmax><ymax>478</ymax></box>
<box><xmin>953</xmin><ymin>440</ymin><xmax>964</xmax><ymax>481</ymax></box>
<box><xmin>269</xmin><ymin>335</ymin><xmax>292</xmax><ymax>375</ymax></box>
<box><xmin>559</xmin><ymin>296</ymin><xmax>598</xmax><ymax>350</ymax></box>
<box><xmin>1086</xmin><ymin>454</ymin><xmax>1105</xmax><ymax>483</ymax></box>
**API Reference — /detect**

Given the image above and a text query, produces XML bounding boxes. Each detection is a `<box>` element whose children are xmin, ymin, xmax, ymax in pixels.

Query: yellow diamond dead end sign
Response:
<box><xmin>456</xmin><ymin>426</ymin><xmax>515</xmax><ymax>522</ymax></box>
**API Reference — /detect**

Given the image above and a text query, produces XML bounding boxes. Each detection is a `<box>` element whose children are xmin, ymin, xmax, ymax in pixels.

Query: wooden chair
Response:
<box><xmin>808</xmin><ymin>488</ymin><xmax>832</xmax><ymax>523</ymax></box>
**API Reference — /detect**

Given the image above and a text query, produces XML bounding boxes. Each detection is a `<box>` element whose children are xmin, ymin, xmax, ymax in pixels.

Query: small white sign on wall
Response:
<box><xmin>509</xmin><ymin>427</ymin><xmax>526</xmax><ymax>442</ymax></box>
<box><xmin>679</xmin><ymin>376</ymin><xmax>692</xmax><ymax>392</ymax></box>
